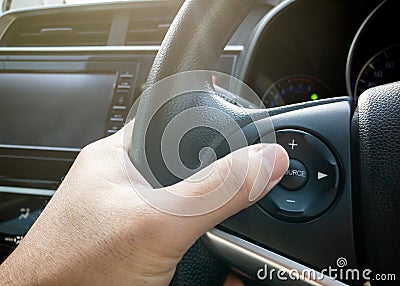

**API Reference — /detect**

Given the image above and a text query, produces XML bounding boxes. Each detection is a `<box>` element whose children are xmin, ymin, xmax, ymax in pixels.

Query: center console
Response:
<box><xmin>0</xmin><ymin>47</ymin><xmax>240</xmax><ymax>261</ymax></box>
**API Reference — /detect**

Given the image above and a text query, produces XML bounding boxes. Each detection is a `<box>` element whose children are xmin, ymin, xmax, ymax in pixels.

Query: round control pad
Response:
<box><xmin>258</xmin><ymin>129</ymin><xmax>340</xmax><ymax>222</ymax></box>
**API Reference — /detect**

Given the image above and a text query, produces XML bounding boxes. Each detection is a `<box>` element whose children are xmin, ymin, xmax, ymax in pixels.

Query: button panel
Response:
<box><xmin>104</xmin><ymin>70</ymin><xmax>137</xmax><ymax>137</ymax></box>
<box><xmin>258</xmin><ymin>129</ymin><xmax>340</xmax><ymax>222</ymax></box>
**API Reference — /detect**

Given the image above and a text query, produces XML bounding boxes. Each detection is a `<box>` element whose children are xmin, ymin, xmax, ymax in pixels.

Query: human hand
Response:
<box><xmin>0</xmin><ymin>122</ymin><xmax>289</xmax><ymax>286</ymax></box>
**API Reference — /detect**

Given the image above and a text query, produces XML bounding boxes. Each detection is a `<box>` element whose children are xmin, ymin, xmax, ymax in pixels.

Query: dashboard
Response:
<box><xmin>0</xmin><ymin>0</ymin><xmax>397</xmax><ymax>271</ymax></box>
<box><xmin>346</xmin><ymin>0</ymin><xmax>400</xmax><ymax>98</ymax></box>
<box><xmin>244</xmin><ymin>0</ymin><xmax>398</xmax><ymax>108</ymax></box>
<box><xmin>245</xmin><ymin>0</ymin><xmax>356</xmax><ymax>107</ymax></box>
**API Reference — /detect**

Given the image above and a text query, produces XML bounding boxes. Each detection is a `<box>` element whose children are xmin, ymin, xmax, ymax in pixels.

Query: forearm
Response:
<box><xmin>0</xmin><ymin>200</ymin><xmax>176</xmax><ymax>286</ymax></box>
<box><xmin>0</xmin><ymin>245</ymin><xmax>43</xmax><ymax>286</ymax></box>
<box><xmin>0</xmin><ymin>241</ymin><xmax>173</xmax><ymax>286</ymax></box>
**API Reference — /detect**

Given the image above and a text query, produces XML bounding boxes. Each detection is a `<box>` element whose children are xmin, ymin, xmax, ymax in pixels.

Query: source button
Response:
<box><xmin>279</xmin><ymin>159</ymin><xmax>308</xmax><ymax>191</ymax></box>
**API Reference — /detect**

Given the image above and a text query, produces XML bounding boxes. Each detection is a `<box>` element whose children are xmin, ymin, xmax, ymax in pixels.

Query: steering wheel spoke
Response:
<box><xmin>210</xmin><ymin>97</ymin><xmax>358</xmax><ymax>283</ymax></box>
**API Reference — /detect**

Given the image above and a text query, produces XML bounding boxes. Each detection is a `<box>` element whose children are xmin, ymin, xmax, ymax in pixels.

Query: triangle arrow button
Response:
<box><xmin>317</xmin><ymin>172</ymin><xmax>328</xmax><ymax>180</ymax></box>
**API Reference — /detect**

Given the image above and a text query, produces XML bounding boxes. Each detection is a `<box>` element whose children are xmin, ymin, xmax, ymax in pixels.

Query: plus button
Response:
<box><xmin>288</xmin><ymin>139</ymin><xmax>298</xmax><ymax>150</ymax></box>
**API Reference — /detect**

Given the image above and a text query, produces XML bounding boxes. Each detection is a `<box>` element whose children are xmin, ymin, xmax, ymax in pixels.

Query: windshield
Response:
<box><xmin>0</xmin><ymin>0</ymin><xmax>131</xmax><ymax>13</ymax></box>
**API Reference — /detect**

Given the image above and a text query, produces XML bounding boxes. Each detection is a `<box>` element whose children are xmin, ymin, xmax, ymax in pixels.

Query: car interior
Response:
<box><xmin>0</xmin><ymin>0</ymin><xmax>399</xmax><ymax>285</ymax></box>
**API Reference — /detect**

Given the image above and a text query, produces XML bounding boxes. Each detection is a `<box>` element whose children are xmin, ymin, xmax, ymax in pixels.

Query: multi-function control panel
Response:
<box><xmin>259</xmin><ymin>129</ymin><xmax>340</xmax><ymax>222</ymax></box>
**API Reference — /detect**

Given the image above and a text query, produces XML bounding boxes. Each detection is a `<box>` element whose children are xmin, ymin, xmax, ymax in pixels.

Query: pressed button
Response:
<box><xmin>279</xmin><ymin>159</ymin><xmax>308</xmax><ymax>191</ymax></box>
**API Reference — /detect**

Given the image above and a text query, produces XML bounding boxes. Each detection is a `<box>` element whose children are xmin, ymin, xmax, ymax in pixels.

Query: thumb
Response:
<box><xmin>165</xmin><ymin>143</ymin><xmax>289</xmax><ymax>245</ymax></box>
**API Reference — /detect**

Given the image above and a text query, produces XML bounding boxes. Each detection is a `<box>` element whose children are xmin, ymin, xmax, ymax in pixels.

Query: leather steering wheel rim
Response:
<box><xmin>130</xmin><ymin>0</ymin><xmax>256</xmax><ymax>172</ymax></box>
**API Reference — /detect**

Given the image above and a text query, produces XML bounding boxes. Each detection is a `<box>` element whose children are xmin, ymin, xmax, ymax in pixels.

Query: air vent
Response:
<box><xmin>1</xmin><ymin>11</ymin><xmax>113</xmax><ymax>47</ymax></box>
<box><xmin>125</xmin><ymin>6</ymin><xmax>177</xmax><ymax>46</ymax></box>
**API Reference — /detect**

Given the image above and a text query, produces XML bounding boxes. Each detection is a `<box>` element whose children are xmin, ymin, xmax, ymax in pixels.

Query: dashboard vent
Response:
<box><xmin>125</xmin><ymin>6</ymin><xmax>177</xmax><ymax>46</ymax></box>
<box><xmin>1</xmin><ymin>11</ymin><xmax>113</xmax><ymax>47</ymax></box>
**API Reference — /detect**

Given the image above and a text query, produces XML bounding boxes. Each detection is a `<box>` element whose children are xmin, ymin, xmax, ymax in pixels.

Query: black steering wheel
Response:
<box><xmin>129</xmin><ymin>0</ymin><xmax>400</xmax><ymax>285</ymax></box>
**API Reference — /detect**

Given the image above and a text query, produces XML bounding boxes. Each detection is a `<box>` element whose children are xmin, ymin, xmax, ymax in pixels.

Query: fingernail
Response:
<box><xmin>248</xmin><ymin>144</ymin><xmax>289</xmax><ymax>202</ymax></box>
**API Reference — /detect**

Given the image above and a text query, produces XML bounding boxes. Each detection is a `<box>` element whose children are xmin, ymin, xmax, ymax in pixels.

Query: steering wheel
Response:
<box><xmin>129</xmin><ymin>0</ymin><xmax>400</xmax><ymax>285</ymax></box>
